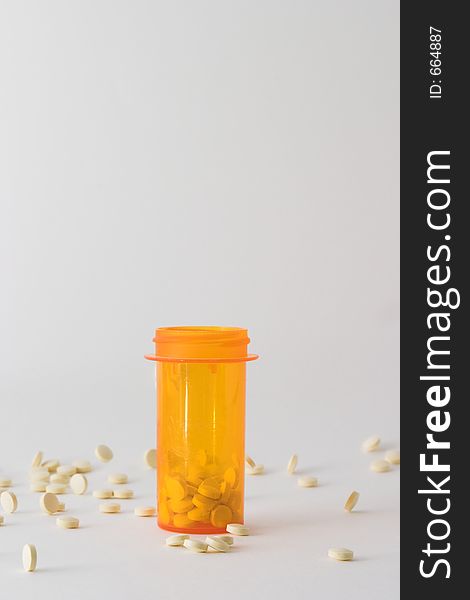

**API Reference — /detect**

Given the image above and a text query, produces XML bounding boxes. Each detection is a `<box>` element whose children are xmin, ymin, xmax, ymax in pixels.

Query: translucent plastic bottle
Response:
<box><xmin>145</xmin><ymin>326</ymin><xmax>258</xmax><ymax>534</ymax></box>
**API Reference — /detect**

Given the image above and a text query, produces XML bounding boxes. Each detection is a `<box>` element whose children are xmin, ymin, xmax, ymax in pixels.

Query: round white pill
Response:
<box><xmin>144</xmin><ymin>448</ymin><xmax>157</xmax><ymax>469</ymax></box>
<box><xmin>385</xmin><ymin>449</ymin><xmax>400</xmax><ymax>465</ymax></box>
<box><xmin>99</xmin><ymin>502</ymin><xmax>121</xmax><ymax>514</ymax></box>
<box><xmin>226</xmin><ymin>523</ymin><xmax>250</xmax><ymax>536</ymax></box>
<box><xmin>344</xmin><ymin>491</ymin><xmax>360</xmax><ymax>512</ymax></box>
<box><xmin>206</xmin><ymin>536</ymin><xmax>230</xmax><ymax>552</ymax></box>
<box><xmin>183</xmin><ymin>539</ymin><xmax>208</xmax><ymax>553</ymax></box>
<box><xmin>57</xmin><ymin>465</ymin><xmax>77</xmax><ymax>476</ymax></box>
<box><xmin>73</xmin><ymin>459</ymin><xmax>92</xmax><ymax>473</ymax></box>
<box><xmin>22</xmin><ymin>544</ymin><xmax>38</xmax><ymax>572</ymax></box>
<box><xmin>328</xmin><ymin>547</ymin><xmax>354</xmax><ymax>561</ymax></box>
<box><xmin>287</xmin><ymin>454</ymin><xmax>298</xmax><ymax>474</ymax></box>
<box><xmin>40</xmin><ymin>492</ymin><xmax>60</xmax><ymax>515</ymax></box>
<box><xmin>113</xmin><ymin>488</ymin><xmax>133</xmax><ymax>499</ymax></box>
<box><xmin>298</xmin><ymin>476</ymin><xmax>318</xmax><ymax>488</ymax></box>
<box><xmin>93</xmin><ymin>489</ymin><xmax>113</xmax><ymax>499</ymax></box>
<box><xmin>166</xmin><ymin>534</ymin><xmax>189</xmax><ymax>547</ymax></box>
<box><xmin>216</xmin><ymin>535</ymin><xmax>234</xmax><ymax>545</ymax></box>
<box><xmin>31</xmin><ymin>451</ymin><xmax>43</xmax><ymax>468</ymax></box>
<box><xmin>1</xmin><ymin>491</ymin><xmax>18</xmax><ymax>513</ymax></box>
<box><xmin>95</xmin><ymin>444</ymin><xmax>113</xmax><ymax>463</ymax></box>
<box><xmin>45</xmin><ymin>483</ymin><xmax>67</xmax><ymax>495</ymax></box>
<box><xmin>57</xmin><ymin>515</ymin><xmax>79</xmax><ymax>529</ymax></box>
<box><xmin>108</xmin><ymin>473</ymin><xmax>128</xmax><ymax>485</ymax></box>
<box><xmin>247</xmin><ymin>464</ymin><xmax>264</xmax><ymax>475</ymax></box>
<box><xmin>362</xmin><ymin>435</ymin><xmax>381</xmax><ymax>453</ymax></box>
<box><xmin>70</xmin><ymin>474</ymin><xmax>88</xmax><ymax>495</ymax></box>
<box><xmin>370</xmin><ymin>459</ymin><xmax>391</xmax><ymax>473</ymax></box>
<box><xmin>134</xmin><ymin>506</ymin><xmax>156</xmax><ymax>517</ymax></box>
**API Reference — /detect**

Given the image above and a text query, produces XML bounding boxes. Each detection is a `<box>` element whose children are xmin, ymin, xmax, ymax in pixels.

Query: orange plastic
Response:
<box><xmin>146</xmin><ymin>326</ymin><xmax>258</xmax><ymax>534</ymax></box>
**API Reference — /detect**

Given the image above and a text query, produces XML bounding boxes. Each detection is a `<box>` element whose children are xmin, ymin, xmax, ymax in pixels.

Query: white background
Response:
<box><xmin>0</xmin><ymin>1</ymin><xmax>399</xmax><ymax>598</ymax></box>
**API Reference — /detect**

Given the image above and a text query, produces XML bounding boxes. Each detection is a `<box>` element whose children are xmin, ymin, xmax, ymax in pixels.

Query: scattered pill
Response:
<box><xmin>57</xmin><ymin>465</ymin><xmax>77</xmax><ymax>476</ymax></box>
<box><xmin>40</xmin><ymin>492</ymin><xmax>61</xmax><ymax>515</ymax></box>
<box><xmin>31</xmin><ymin>451</ymin><xmax>43</xmax><ymax>468</ymax></box>
<box><xmin>95</xmin><ymin>444</ymin><xmax>114</xmax><ymax>463</ymax></box>
<box><xmin>183</xmin><ymin>539</ymin><xmax>208</xmax><ymax>553</ymax></box>
<box><xmin>30</xmin><ymin>481</ymin><xmax>48</xmax><ymax>493</ymax></box>
<box><xmin>385</xmin><ymin>449</ymin><xmax>400</xmax><ymax>465</ymax></box>
<box><xmin>1</xmin><ymin>491</ymin><xmax>18</xmax><ymax>513</ymax></box>
<box><xmin>166</xmin><ymin>534</ymin><xmax>189</xmax><ymax>547</ymax></box>
<box><xmin>362</xmin><ymin>435</ymin><xmax>381</xmax><ymax>453</ymax></box>
<box><xmin>247</xmin><ymin>464</ymin><xmax>264</xmax><ymax>475</ymax></box>
<box><xmin>73</xmin><ymin>459</ymin><xmax>92</xmax><ymax>473</ymax></box>
<box><xmin>245</xmin><ymin>456</ymin><xmax>256</xmax><ymax>469</ymax></box>
<box><xmin>22</xmin><ymin>544</ymin><xmax>38</xmax><ymax>572</ymax></box>
<box><xmin>287</xmin><ymin>454</ymin><xmax>298</xmax><ymax>474</ymax></box>
<box><xmin>134</xmin><ymin>506</ymin><xmax>156</xmax><ymax>517</ymax></box>
<box><xmin>46</xmin><ymin>483</ymin><xmax>67</xmax><ymax>494</ymax></box>
<box><xmin>298</xmin><ymin>476</ymin><xmax>318</xmax><ymax>488</ymax></box>
<box><xmin>29</xmin><ymin>468</ymin><xmax>49</xmax><ymax>482</ymax></box>
<box><xmin>113</xmin><ymin>488</ymin><xmax>134</xmax><ymax>499</ymax></box>
<box><xmin>0</xmin><ymin>477</ymin><xmax>12</xmax><ymax>488</ymax></box>
<box><xmin>216</xmin><ymin>535</ymin><xmax>234</xmax><ymax>545</ymax></box>
<box><xmin>50</xmin><ymin>474</ymin><xmax>69</xmax><ymax>484</ymax></box>
<box><xmin>56</xmin><ymin>515</ymin><xmax>79</xmax><ymax>529</ymax></box>
<box><xmin>42</xmin><ymin>459</ymin><xmax>60</xmax><ymax>472</ymax></box>
<box><xmin>70</xmin><ymin>474</ymin><xmax>88</xmax><ymax>495</ymax></box>
<box><xmin>206</xmin><ymin>535</ymin><xmax>230</xmax><ymax>552</ymax></box>
<box><xmin>344</xmin><ymin>491</ymin><xmax>360</xmax><ymax>512</ymax></box>
<box><xmin>370</xmin><ymin>459</ymin><xmax>391</xmax><ymax>473</ymax></box>
<box><xmin>226</xmin><ymin>523</ymin><xmax>250</xmax><ymax>536</ymax></box>
<box><xmin>108</xmin><ymin>473</ymin><xmax>128</xmax><ymax>485</ymax></box>
<box><xmin>99</xmin><ymin>502</ymin><xmax>121</xmax><ymax>514</ymax></box>
<box><xmin>328</xmin><ymin>547</ymin><xmax>354</xmax><ymax>561</ymax></box>
<box><xmin>93</xmin><ymin>489</ymin><xmax>114</xmax><ymax>499</ymax></box>
<box><xmin>144</xmin><ymin>448</ymin><xmax>157</xmax><ymax>469</ymax></box>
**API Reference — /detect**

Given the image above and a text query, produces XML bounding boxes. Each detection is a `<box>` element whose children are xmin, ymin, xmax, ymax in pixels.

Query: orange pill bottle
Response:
<box><xmin>145</xmin><ymin>326</ymin><xmax>258</xmax><ymax>534</ymax></box>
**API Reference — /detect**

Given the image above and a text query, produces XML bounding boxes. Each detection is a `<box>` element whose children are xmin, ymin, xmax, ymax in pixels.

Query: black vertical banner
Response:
<box><xmin>401</xmin><ymin>1</ymin><xmax>467</xmax><ymax>597</ymax></box>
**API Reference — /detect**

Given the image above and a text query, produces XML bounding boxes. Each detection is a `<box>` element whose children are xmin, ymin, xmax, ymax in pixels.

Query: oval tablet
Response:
<box><xmin>183</xmin><ymin>539</ymin><xmax>207</xmax><ymax>553</ymax></box>
<box><xmin>362</xmin><ymin>435</ymin><xmax>381</xmax><ymax>453</ymax></box>
<box><xmin>144</xmin><ymin>448</ymin><xmax>157</xmax><ymax>469</ymax></box>
<box><xmin>57</xmin><ymin>515</ymin><xmax>79</xmax><ymax>529</ymax></box>
<box><xmin>328</xmin><ymin>547</ymin><xmax>354</xmax><ymax>561</ymax></box>
<box><xmin>93</xmin><ymin>489</ymin><xmax>113</xmax><ymax>499</ymax></box>
<box><xmin>1</xmin><ymin>491</ymin><xmax>18</xmax><ymax>513</ymax></box>
<box><xmin>70</xmin><ymin>474</ymin><xmax>88</xmax><ymax>495</ymax></box>
<box><xmin>40</xmin><ymin>492</ymin><xmax>60</xmax><ymax>515</ymax></box>
<box><xmin>226</xmin><ymin>523</ymin><xmax>249</xmax><ymax>536</ymax></box>
<box><xmin>370</xmin><ymin>459</ymin><xmax>391</xmax><ymax>473</ymax></box>
<box><xmin>344</xmin><ymin>491</ymin><xmax>360</xmax><ymax>512</ymax></box>
<box><xmin>166</xmin><ymin>534</ymin><xmax>189</xmax><ymax>547</ymax></box>
<box><xmin>95</xmin><ymin>444</ymin><xmax>113</xmax><ymax>463</ymax></box>
<box><xmin>108</xmin><ymin>473</ymin><xmax>128</xmax><ymax>485</ymax></box>
<box><xmin>385</xmin><ymin>449</ymin><xmax>400</xmax><ymax>465</ymax></box>
<box><xmin>22</xmin><ymin>544</ymin><xmax>38</xmax><ymax>572</ymax></box>
<box><xmin>297</xmin><ymin>476</ymin><xmax>318</xmax><ymax>488</ymax></box>
<box><xmin>134</xmin><ymin>506</ymin><xmax>156</xmax><ymax>517</ymax></box>
<box><xmin>99</xmin><ymin>502</ymin><xmax>121</xmax><ymax>513</ymax></box>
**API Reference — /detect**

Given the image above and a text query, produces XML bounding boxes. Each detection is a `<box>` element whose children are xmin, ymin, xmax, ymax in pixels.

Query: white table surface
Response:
<box><xmin>1</xmin><ymin>443</ymin><xmax>399</xmax><ymax>600</ymax></box>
